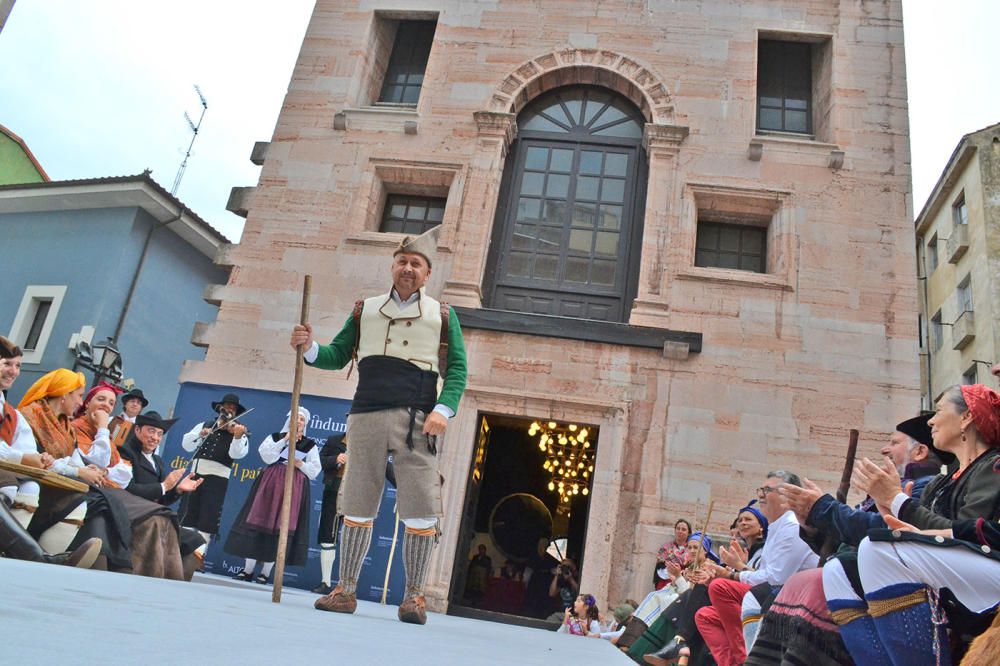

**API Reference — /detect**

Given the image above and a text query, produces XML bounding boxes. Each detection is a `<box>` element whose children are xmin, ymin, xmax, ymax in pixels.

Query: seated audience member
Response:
<box><xmin>70</xmin><ymin>382</ymin><xmax>133</xmax><ymax>489</ymax></box>
<box><xmin>119</xmin><ymin>411</ymin><xmax>202</xmax><ymax>504</ymax></box>
<box><xmin>118</xmin><ymin>410</ymin><xmax>207</xmax><ymax>573</ymax></box>
<box><xmin>20</xmin><ymin>370</ymin><xmax>193</xmax><ymax>579</ymax></box>
<box><xmin>877</xmin><ymin>414</ymin><xmax>947</xmax><ymax>503</ymax></box>
<box><xmin>717</xmin><ymin>500</ymin><xmax>768</xmax><ymax>650</ymax></box>
<box><xmin>624</xmin><ymin>515</ymin><xmax>742</xmax><ymax>649</ymax></box>
<box><xmin>744</xmin><ymin>411</ymin><xmax>972</xmax><ymax>665</ymax></box>
<box><xmin>637</xmin><ymin>532</ymin><xmax>721</xmax><ymax>664</ymax></box>
<box><xmin>826</xmin><ymin>384</ymin><xmax>1000</xmax><ymax>665</ymax></box>
<box><xmin>653</xmin><ymin>519</ymin><xmax>691</xmax><ymax>590</ymax></box>
<box><xmin>226</xmin><ymin>407</ymin><xmax>320</xmax><ymax>584</ymax></box>
<box><xmin>0</xmin><ymin>493</ymin><xmax>102</xmax><ymax>568</ymax></box>
<box><xmin>0</xmin><ymin>338</ymin><xmax>91</xmax><ymax>554</ymax></box>
<box><xmin>694</xmin><ymin>471</ymin><xmax>819</xmax><ymax>666</ymax></box>
<box><xmin>557</xmin><ymin>594</ymin><xmax>601</xmax><ymax>636</ymax></box>
<box><xmin>597</xmin><ymin>602</ymin><xmax>635</xmax><ymax>642</ymax></box>
<box><xmin>109</xmin><ymin>387</ymin><xmax>147</xmax><ymax>449</ymax></box>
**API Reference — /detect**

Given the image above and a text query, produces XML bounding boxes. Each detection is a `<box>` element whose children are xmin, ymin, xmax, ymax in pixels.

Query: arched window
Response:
<box><xmin>484</xmin><ymin>86</ymin><xmax>647</xmax><ymax>322</ymax></box>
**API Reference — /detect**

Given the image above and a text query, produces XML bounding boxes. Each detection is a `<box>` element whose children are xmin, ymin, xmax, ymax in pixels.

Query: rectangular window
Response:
<box><xmin>962</xmin><ymin>365</ymin><xmax>978</xmax><ymax>385</ymax></box>
<box><xmin>757</xmin><ymin>40</ymin><xmax>812</xmax><ymax>134</ymax></box>
<box><xmin>9</xmin><ymin>285</ymin><xmax>67</xmax><ymax>364</ymax></box>
<box><xmin>23</xmin><ymin>300</ymin><xmax>52</xmax><ymax>351</ymax></box>
<box><xmin>377</xmin><ymin>20</ymin><xmax>436</xmax><ymax>106</ymax></box>
<box><xmin>956</xmin><ymin>275</ymin><xmax>973</xmax><ymax>314</ymax></box>
<box><xmin>952</xmin><ymin>192</ymin><xmax>968</xmax><ymax>226</ymax></box>
<box><xmin>926</xmin><ymin>234</ymin><xmax>938</xmax><ymax>273</ymax></box>
<box><xmin>379</xmin><ymin>194</ymin><xmax>446</xmax><ymax>235</ymax></box>
<box><xmin>695</xmin><ymin>221</ymin><xmax>767</xmax><ymax>273</ymax></box>
<box><xmin>930</xmin><ymin>310</ymin><xmax>943</xmax><ymax>352</ymax></box>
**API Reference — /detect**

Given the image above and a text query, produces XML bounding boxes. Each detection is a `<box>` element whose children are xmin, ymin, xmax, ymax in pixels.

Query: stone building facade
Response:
<box><xmin>916</xmin><ymin>123</ymin><xmax>1000</xmax><ymax>404</ymax></box>
<box><xmin>186</xmin><ymin>0</ymin><xmax>917</xmax><ymax>610</ymax></box>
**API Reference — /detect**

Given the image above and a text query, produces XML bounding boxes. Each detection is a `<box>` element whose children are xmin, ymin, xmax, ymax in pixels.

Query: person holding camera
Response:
<box><xmin>549</xmin><ymin>558</ymin><xmax>580</xmax><ymax>610</ymax></box>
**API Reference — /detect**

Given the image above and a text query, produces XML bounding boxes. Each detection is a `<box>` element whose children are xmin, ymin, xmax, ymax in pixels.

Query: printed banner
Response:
<box><xmin>162</xmin><ymin>381</ymin><xmax>405</xmax><ymax>604</ymax></box>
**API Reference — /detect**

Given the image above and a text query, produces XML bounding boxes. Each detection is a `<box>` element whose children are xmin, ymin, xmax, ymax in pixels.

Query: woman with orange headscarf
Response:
<box><xmin>17</xmin><ymin>369</ymin><xmax>108</xmax><ymax>486</ymax></box>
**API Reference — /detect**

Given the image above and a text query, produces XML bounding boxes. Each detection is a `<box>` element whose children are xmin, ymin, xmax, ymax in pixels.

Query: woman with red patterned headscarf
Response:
<box><xmin>839</xmin><ymin>384</ymin><xmax>1000</xmax><ymax>666</ymax></box>
<box><xmin>70</xmin><ymin>382</ymin><xmax>133</xmax><ymax>489</ymax></box>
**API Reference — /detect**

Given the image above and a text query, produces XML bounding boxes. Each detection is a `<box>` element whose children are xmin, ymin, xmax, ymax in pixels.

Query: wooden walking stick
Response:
<box><xmin>273</xmin><ymin>274</ymin><xmax>312</xmax><ymax>604</ymax></box>
<box><xmin>836</xmin><ymin>428</ymin><xmax>860</xmax><ymax>504</ymax></box>
<box><xmin>815</xmin><ymin>428</ymin><xmax>861</xmax><ymax>559</ymax></box>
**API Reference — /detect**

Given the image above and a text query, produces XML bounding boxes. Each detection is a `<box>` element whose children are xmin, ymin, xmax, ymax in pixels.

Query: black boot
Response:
<box><xmin>643</xmin><ymin>636</ymin><xmax>689</xmax><ymax>666</ymax></box>
<box><xmin>0</xmin><ymin>497</ymin><xmax>101</xmax><ymax>568</ymax></box>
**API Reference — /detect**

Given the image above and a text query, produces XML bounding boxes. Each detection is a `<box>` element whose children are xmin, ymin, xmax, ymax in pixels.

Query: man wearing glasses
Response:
<box><xmin>694</xmin><ymin>471</ymin><xmax>819</xmax><ymax>666</ymax></box>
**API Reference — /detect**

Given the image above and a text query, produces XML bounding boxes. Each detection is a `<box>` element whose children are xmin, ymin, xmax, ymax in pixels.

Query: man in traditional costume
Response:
<box><xmin>178</xmin><ymin>392</ymin><xmax>249</xmax><ymax>544</ymax></box>
<box><xmin>314</xmin><ymin>432</ymin><xmax>347</xmax><ymax>594</ymax></box>
<box><xmin>109</xmin><ymin>387</ymin><xmax>147</xmax><ymax>450</ymax></box>
<box><xmin>119</xmin><ymin>411</ymin><xmax>202</xmax><ymax>505</ymax></box>
<box><xmin>292</xmin><ymin>226</ymin><xmax>468</xmax><ymax>625</ymax></box>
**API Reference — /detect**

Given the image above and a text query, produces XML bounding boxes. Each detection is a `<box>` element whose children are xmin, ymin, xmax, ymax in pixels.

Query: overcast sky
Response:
<box><xmin>1</xmin><ymin>1</ymin><xmax>997</xmax><ymax>241</ymax></box>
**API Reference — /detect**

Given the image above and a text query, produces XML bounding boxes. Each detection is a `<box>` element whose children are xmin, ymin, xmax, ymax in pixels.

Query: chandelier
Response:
<box><xmin>530</xmin><ymin>420</ymin><xmax>594</xmax><ymax>505</ymax></box>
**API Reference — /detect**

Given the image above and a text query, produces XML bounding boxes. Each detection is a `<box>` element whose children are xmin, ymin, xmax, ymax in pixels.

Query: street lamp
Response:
<box><xmin>72</xmin><ymin>337</ymin><xmax>124</xmax><ymax>386</ymax></box>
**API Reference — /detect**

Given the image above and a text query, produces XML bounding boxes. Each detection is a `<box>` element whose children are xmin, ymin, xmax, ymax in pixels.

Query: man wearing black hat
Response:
<box><xmin>120</xmin><ymin>411</ymin><xmax>208</xmax><ymax>572</ymax></box>
<box><xmin>110</xmin><ymin>387</ymin><xmax>148</xmax><ymax>450</ymax></box>
<box><xmin>877</xmin><ymin>413</ymin><xmax>949</xmax><ymax>503</ymax></box>
<box><xmin>119</xmin><ymin>411</ymin><xmax>203</xmax><ymax>504</ymax></box>
<box><xmin>177</xmin><ymin>393</ymin><xmax>250</xmax><ymax>544</ymax></box>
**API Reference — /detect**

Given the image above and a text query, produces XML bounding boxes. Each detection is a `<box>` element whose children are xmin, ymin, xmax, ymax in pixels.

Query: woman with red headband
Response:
<box><xmin>70</xmin><ymin>382</ymin><xmax>133</xmax><ymax>489</ymax></box>
<box><xmin>840</xmin><ymin>383</ymin><xmax>1000</xmax><ymax>666</ymax></box>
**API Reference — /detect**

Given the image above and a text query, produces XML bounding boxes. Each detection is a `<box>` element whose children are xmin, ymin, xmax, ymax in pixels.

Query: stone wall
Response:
<box><xmin>184</xmin><ymin>0</ymin><xmax>917</xmax><ymax>606</ymax></box>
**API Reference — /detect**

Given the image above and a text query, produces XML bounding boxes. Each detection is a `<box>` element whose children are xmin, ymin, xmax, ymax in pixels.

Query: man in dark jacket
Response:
<box><xmin>120</xmin><ymin>411</ymin><xmax>202</xmax><ymax>505</ymax></box>
<box><xmin>314</xmin><ymin>432</ymin><xmax>347</xmax><ymax>594</ymax></box>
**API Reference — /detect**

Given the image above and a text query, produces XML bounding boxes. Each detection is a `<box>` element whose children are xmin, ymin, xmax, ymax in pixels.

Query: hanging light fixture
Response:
<box><xmin>530</xmin><ymin>419</ymin><xmax>596</xmax><ymax>508</ymax></box>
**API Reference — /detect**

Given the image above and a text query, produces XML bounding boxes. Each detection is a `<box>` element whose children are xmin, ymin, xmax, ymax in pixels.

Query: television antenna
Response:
<box><xmin>171</xmin><ymin>84</ymin><xmax>208</xmax><ymax>196</ymax></box>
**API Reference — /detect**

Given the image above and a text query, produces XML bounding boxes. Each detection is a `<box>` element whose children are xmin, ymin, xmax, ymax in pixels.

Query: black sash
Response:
<box><xmin>351</xmin><ymin>356</ymin><xmax>438</xmax><ymax>451</ymax></box>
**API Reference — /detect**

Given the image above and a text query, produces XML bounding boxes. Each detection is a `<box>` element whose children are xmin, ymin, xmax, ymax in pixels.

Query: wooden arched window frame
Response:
<box><xmin>484</xmin><ymin>86</ymin><xmax>648</xmax><ymax>323</ymax></box>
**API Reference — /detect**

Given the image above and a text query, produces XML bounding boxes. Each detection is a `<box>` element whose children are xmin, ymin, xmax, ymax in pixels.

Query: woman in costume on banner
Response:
<box><xmin>226</xmin><ymin>406</ymin><xmax>320</xmax><ymax>584</ymax></box>
<box><xmin>20</xmin><ymin>370</ymin><xmax>191</xmax><ymax>578</ymax></box>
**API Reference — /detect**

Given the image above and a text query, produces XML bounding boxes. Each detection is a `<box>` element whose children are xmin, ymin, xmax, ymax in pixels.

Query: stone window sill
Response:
<box><xmin>748</xmin><ymin>133</ymin><xmax>844</xmax><ymax>169</ymax></box>
<box><xmin>676</xmin><ymin>267</ymin><xmax>793</xmax><ymax>291</ymax></box>
<box><xmin>453</xmin><ymin>306</ymin><xmax>702</xmax><ymax>354</ymax></box>
<box><xmin>335</xmin><ymin>106</ymin><xmax>419</xmax><ymax>133</ymax></box>
<box><xmin>753</xmin><ymin>133</ymin><xmax>839</xmax><ymax>152</ymax></box>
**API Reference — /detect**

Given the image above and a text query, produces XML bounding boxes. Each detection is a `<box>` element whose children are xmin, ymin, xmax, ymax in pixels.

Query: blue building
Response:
<box><xmin>0</xmin><ymin>173</ymin><xmax>231</xmax><ymax>413</ymax></box>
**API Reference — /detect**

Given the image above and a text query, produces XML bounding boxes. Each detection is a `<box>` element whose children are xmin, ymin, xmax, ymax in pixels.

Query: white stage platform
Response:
<box><xmin>0</xmin><ymin>559</ymin><xmax>633</xmax><ymax>665</ymax></box>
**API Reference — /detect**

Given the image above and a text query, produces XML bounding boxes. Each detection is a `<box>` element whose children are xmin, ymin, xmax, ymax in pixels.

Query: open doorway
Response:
<box><xmin>448</xmin><ymin>413</ymin><xmax>599</xmax><ymax>628</ymax></box>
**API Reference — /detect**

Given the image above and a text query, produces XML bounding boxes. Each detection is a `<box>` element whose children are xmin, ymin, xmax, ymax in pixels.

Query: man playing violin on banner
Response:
<box><xmin>177</xmin><ymin>392</ymin><xmax>250</xmax><ymax>544</ymax></box>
